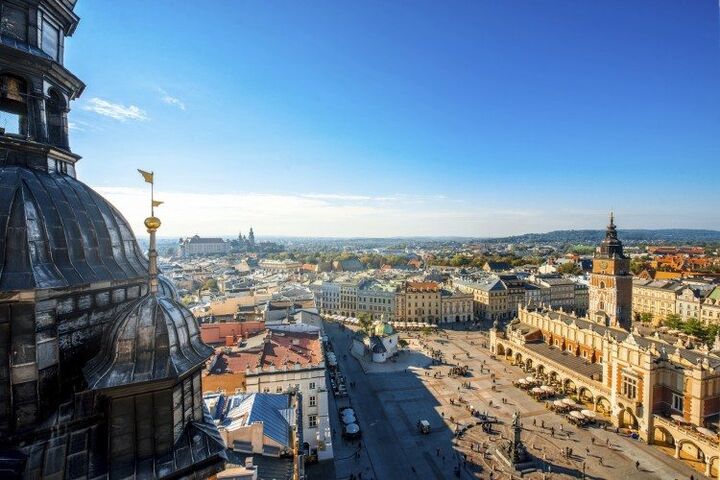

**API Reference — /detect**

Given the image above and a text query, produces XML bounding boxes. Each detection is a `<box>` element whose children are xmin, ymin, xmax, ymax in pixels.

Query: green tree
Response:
<box><xmin>681</xmin><ymin>317</ymin><xmax>706</xmax><ymax>338</ymax></box>
<box><xmin>557</xmin><ymin>262</ymin><xmax>582</xmax><ymax>275</ymax></box>
<box><xmin>202</xmin><ymin>278</ymin><xmax>218</xmax><ymax>291</ymax></box>
<box><xmin>358</xmin><ymin>313</ymin><xmax>373</xmax><ymax>336</ymax></box>
<box><xmin>630</xmin><ymin>258</ymin><xmax>647</xmax><ymax>275</ymax></box>
<box><xmin>704</xmin><ymin>323</ymin><xmax>720</xmax><ymax>345</ymax></box>
<box><xmin>567</xmin><ymin>245</ymin><xmax>595</xmax><ymax>255</ymax></box>
<box><xmin>449</xmin><ymin>254</ymin><xmax>471</xmax><ymax>267</ymax></box>
<box><xmin>663</xmin><ymin>313</ymin><xmax>683</xmax><ymax>330</ymax></box>
<box><xmin>639</xmin><ymin>312</ymin><xmax>653</xmax><ymax>323</ymax></box>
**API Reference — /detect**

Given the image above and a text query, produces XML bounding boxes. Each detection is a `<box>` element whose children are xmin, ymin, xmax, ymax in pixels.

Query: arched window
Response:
<box><xmin>46</xmin><ymin>89</ymin><xmax>67</xmax><ymax>148</ymax></box>
<box><xmin>0</xmin><ymin>74</ymin><xmax>28</xmax><ymax>135</ymax></box>
<box><xmin>599</xmin><ymin>281</ymin><xmax>606</xmax><ymax>289</ymax></box>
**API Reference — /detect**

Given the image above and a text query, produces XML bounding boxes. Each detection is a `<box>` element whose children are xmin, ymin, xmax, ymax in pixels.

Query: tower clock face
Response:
<box><xmin>599</xmin><ymin>261</ymin><xmax>608</xmax><ymax>271</ymax></box>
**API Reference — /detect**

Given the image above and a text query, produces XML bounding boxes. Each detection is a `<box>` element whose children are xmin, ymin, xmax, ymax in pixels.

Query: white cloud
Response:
<box><xmin>91</xmin><ymin>186</ymin><xmax>714</xmax><ymax>238</ymax></box>
<box><xmin>158</xmin><ymin>88</ymin><xmax>186</xmax><ymax>110</ymax></box>
<box><xmin>82</xmin><ymin>98</ymin><xmax>148</xmax><ymax>122</ymax></box>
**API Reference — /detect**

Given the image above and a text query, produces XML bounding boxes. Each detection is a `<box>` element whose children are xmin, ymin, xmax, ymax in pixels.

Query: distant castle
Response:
<box><xmin>238</xmin><ymin>226</ymin><xmax>256</xmax><ymax>250</ymax></box>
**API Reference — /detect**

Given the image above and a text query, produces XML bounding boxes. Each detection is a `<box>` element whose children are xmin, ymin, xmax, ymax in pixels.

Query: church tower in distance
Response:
<box><xmin>588</xmin><ymin>213</ymin><xmax>633</xmax><ymax>330</ymax></box>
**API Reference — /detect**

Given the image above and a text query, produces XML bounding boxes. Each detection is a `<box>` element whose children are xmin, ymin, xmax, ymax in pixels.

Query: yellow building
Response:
<box><xmin>490</xmin><ymin>217</ymin><xmax>720</xmax><ymax>478</ymax></box>
<box><xmin>632</xmin><ymin>279</ymin><xmax>682</xmax><ymax>324</ymax></box>
<box><xmin>395</xmin><ymin>281</ymin><xmax>441</xmax><ymax>323</ymax></box>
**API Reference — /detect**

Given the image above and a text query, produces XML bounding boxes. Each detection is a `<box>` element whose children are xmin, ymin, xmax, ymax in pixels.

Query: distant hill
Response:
<box><xmin>482</xmin><ymin>229</ymin><xmax>720</xmax><ymax>245</ymax></box>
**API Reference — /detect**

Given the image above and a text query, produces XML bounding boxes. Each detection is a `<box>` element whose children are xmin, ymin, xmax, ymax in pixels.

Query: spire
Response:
<box><xmin>609</xmin><ymin>211</ymin><xmax>615</xmax><ymax>228</ymax></box>
<box><xmin>139</xmin><ymin>169</ymin><xmax>162</xmax><ymax>295</ymax></box>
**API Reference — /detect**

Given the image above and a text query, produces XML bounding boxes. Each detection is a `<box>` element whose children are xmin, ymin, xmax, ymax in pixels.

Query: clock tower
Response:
<box><xmin>589</xmin><ymin>213</ymin><xmax>633</xmax><ymax>330</ymax></box>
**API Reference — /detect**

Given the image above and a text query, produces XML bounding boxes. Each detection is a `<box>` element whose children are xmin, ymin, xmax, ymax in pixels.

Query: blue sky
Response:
<box><xmin>66</xmin><ymin>1</ymin><xmax>720</xmax><ymax>237</ymax></box>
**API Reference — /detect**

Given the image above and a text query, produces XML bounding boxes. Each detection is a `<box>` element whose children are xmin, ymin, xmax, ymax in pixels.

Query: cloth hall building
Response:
<box><xmin>490</xmin><ymin>215</ymin><xmax>720</xmax><ymax>478</ymax></box>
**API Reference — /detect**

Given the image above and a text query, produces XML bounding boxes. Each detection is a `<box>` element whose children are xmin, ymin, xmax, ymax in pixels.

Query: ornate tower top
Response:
<box><xmin>0</xmin><ymin>0</ymin><xmax>85</xmax><ymax>175</ymax></box>
<box><xmin>597</xmin><ymin>211</ymin><xmax>625</xmax><ymax>259</ymax></box>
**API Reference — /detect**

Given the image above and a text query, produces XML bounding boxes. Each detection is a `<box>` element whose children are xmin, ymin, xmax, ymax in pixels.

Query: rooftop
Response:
<box><xmin>219</xmin><ymin>329</ymin><xmax>323</xmax><ymax>373</ymax></box>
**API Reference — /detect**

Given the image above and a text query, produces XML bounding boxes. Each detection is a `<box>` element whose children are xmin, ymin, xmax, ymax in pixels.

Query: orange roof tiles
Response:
<box><xmin>215</xmin><ymin>330</ymin><xmax>322</xmax><ymax>374</ymax></box>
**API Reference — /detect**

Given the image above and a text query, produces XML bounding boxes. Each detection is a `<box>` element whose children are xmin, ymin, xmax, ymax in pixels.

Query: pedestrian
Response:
<box><xmin>436</xmin><ymin>448</ymin><xmax>440</xmax><ymax>456</ymax></box>
<box><xmin>635</xmin><ymin>460</ymin><xmax>640</xmax><ymax>470</ymax></box>
<box><xmin>605</xmin><ymin>438</ymin><xmax>609</xmax><ymax>446</ymax></box>
<box><xmin>590</xmin><ymin>437</ymin><xmax>594</xmax><ymax>445</ymax></box>
<box><xmin>533</xmin><ymin>418</ymin><xmax>537</xmax><ymax>426</ymax></box>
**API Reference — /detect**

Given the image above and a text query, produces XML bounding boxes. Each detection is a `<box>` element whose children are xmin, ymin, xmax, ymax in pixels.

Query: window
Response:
<box><xmin>1</xmin><ymin>6</ymin><xmax>27</xmax><ymax>42</ymax></box>
<box><xmin>276</xmin><ymin>386</ymin><xmax>283</xmax><ymax>393</ymax></box>
<box><xmin>46</xmin><ymin>90</ymin><xmax>66</xmax><ymax>147</ymax></box>
<box><xmin>622</xmin><ymin>376</ymin><xmax>637</xmax><ymax>400</ymax></box>
<box><xmin>309</xmin><ymin>382</ymin><xmax>316</xmax><ymax>390</ymax></box>
<box><xmin>263</xmin><ymin>387</ymin><xmax>270</xmax><ymax>393</ymax></box>
<box><xmin>309</xmin><ymin>396</ymin><xmax>316</xmax><ymax>407</ymax></box>
<box><xmin>0</xmin><ymin>110</ymin><xmax>20</xmax><ymax>134</ymax></box>
<box><xmin>41</xmin><ymin>18</ymin><xmax>59</xmax><ymax>60</ymax></box>
<box><xmin>0</xmin><ymin>75</ymin><xmax>27</xmax><ymax>135</ymax></box>
<box><xmin>671</xmin><ymin>393</ymin><xmax>684</xmax><ymax>412</ymax></box>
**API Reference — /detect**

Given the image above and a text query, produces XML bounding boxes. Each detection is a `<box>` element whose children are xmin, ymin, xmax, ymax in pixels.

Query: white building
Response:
<box><xmin>240</xmin><ymin>330</ymin><xmax>333</xmax><ymax>461</ymax></box>
<box><xmin>179</xmin><ymin>235</ymin><xmax>230</xmax><ymax>257</ymax></box>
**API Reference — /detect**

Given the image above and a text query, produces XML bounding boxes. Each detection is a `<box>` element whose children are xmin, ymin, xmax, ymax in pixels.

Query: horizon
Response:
<box><xmin>147</xmin><ymin>226</ymin><xmax>720</xmax><ymax>242</ymax></box>
<box><xmin>66</xmin><ymin>1</ymin><xmax>720</xmax><ymax>237</ymax></box>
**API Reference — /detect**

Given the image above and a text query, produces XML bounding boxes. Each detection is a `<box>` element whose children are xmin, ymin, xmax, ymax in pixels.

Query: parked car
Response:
<box><xmin>343</xmin><ymin>423</ymin><xmax>361</xmax><ymax>439</ymax></box>
<box><xmin>417</xmin><ymin>419</ymin><xmax>431</xmax><ymax>434</ymax></box>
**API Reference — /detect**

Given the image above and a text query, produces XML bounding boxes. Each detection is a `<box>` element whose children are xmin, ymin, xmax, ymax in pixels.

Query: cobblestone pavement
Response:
<box><xmin>321</xmin><ymin>321</ymin><xmax>708</xmax><ymax>480</ymax></box>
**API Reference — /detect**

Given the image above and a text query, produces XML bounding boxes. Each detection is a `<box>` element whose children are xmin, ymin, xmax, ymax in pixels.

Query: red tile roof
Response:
<box><xmin>219</xmin><ymin>330</ymin><xmax>322</xmax><ymax>373</ymax></box>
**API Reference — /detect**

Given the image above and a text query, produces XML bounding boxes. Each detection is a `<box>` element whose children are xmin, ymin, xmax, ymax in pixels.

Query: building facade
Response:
<box><xmin>241</xmin><ymin>330</ymin><xmax>333</xmax><ymax>462</ymax></box>
<box><xmin>490</xmin><ymin>217</ymin><xmax>720</xmax><ymax>478</ymax></box>
<box><xmin>356</xmin><ymin>279</ymin><xmax>396</xmax><ymax>321</ymax></box>
<box><xmin>632</xmin><ymin>279</ymin><xmax>682</xmax><ymax>324</ymax></box>
<box><xmin>179</xmin><ymin>235</ymin><xmax>230</xmax><ymax>257</ymax></box>
<box><xmin>395</xmin><ymin>281</ymin><xmax>442</xmax><ymax>323</ymax></box>
<box><xmin>440</xmin><ymin>289</ymin><xmax>474</xmax><ymax>323</ymax></box>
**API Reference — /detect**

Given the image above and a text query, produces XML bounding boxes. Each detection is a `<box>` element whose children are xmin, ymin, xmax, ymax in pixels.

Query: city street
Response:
<box><xmin>323</xmin><ymin>321</ymin><xmax>708</xmax><ymax>480</ymax></box>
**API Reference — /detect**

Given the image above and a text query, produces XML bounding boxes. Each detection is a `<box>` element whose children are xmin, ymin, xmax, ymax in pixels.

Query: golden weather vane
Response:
<box><xmin>138</xmin><ymin>169</ymin><xmax>163</xmax><ymax>294</ymax></box>
<box><xmin>137</xmin><ymin>169</ymin><xmax>164</xmax><ymax>216</ymax></box>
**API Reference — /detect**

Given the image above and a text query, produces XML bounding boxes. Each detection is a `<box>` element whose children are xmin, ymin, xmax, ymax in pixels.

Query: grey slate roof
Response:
<box><xmin>0</xmin><ymin>166</ymin><xmax>148</xmax><ymax>290</ymax></box>
<box><xmin>370</xmin><ymin>336</ymin><xmax>387</xmax><ymax>353</ymax></box>
<box><xmin>224</xmin><ymin>393</ymin><xmax>293</xmax><ymax>449</ymax></box>
<box><xmin>83</xmin><ymin>294</ymin><xmax>213</xmax><ymax>390</ymax></box>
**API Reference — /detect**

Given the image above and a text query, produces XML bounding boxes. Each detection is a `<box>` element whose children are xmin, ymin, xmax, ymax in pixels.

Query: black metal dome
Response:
<box><xmin>83</xmin><ymin>293</ymin><xmax>213</xmax><ymax>390</ymax></box>
<box><xmin>0</xmin><ymin>166</ymin><xmax>148</xmax><ymax>290</ymax></box>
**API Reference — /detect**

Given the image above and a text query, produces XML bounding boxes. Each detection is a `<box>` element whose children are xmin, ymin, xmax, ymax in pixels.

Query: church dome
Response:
<box><xmin>158</xmin><ymin>273</ymin><xmax>179</xmax><ymax>300</ymax></box>
<box><xmin>83</xmin><ymin>293</ymin><xmax>213</xmax><ymax>390</ymax></box>
<box><xmin>374</xmin><ymin>320</ymin><xmax>394</xmax><ymax>337</ymax></box>
<box><xmin>0</xmin><ymin>166</ymin><xmax>148</xmax><ymax>290</ymax></box>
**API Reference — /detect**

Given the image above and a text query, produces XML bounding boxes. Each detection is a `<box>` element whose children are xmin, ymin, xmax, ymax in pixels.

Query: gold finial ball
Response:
<box><xmin>144</xmin><ymin>216</ymin><xmax>161</xmax><ymax>230</ymax></box>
